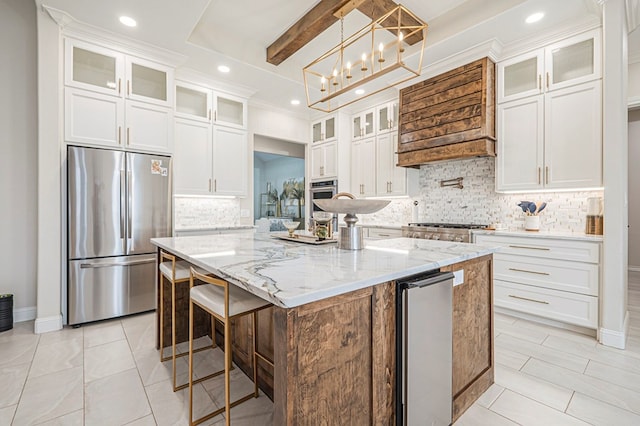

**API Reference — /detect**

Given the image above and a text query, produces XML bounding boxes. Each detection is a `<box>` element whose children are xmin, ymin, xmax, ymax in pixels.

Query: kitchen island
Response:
<box><xmin>152</xmin><ymin>233</ymin><xmax>498</xmax><ymax>424</ymax></box>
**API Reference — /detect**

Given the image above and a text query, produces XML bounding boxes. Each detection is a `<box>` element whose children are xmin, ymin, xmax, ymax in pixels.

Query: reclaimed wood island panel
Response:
<box><xmin>152</xmin><ymin>233</ymin><xmax>497</xmax><ymax>424</ymax></box>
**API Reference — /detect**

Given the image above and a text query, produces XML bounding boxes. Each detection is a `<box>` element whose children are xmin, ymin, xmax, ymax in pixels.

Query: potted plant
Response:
<box><xmin>517</xmin><ymin>201</ymin><xmax>547</xmax><ymax>231</ymax></box>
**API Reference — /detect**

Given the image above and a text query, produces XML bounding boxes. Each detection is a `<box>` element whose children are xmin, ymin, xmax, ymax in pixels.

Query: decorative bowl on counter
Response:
<box><xmin>283</xmin><ymin>221</ymin><xmax>300</xmax><ymax>237</ymax></box>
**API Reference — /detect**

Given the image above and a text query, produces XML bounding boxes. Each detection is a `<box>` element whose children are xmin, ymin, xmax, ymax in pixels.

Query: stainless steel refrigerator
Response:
<box><xmin>67</xmin><ymin>146</ymin><xmax>171</xmax><ymax>325</ymax></box>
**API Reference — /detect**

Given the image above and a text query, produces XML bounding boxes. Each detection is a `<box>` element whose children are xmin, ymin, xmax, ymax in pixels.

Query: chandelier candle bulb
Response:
<box><xmin>346</xmin><ymin>62</ymin><xmax>352</xmax><ymax>79</ymax></box>
<box><xmin>361</xmin><ymin>53</ymin><xmax>368</xmax><ymax>72</ymax></box>
<box><xmin>399</xmin><ymin>32</ymin><xmax>405</xmax><ymax>53</ymax></box>
<box><xmin>378</xmin><ymin>43</ymin><xmax>385</xmax><ymax>63</ymax></box>
<box><xmin>320</xmin><ymin>76</ymin><xmax>326</xmax><ymax>92</ymax></box>
<box><xmin>332</xmin><ymin>69</ymin><xmax>339</xmax><ymax>86</ymax></box>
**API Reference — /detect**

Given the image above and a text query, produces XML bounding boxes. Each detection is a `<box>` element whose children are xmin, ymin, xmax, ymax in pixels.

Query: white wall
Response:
<box><xmin>629</xmin><ymin>109</ymin><xmax>640</xmax><ymax>268</ymax></box>
<box><xmin>630</xmin><ymin>62</ymin><xmax>640</xmax><ymax>100</ymax></box>
<box><xmin>0</xmin><ymin>0</ymin><xmax>38</xmax><ymax>321</ymax></box>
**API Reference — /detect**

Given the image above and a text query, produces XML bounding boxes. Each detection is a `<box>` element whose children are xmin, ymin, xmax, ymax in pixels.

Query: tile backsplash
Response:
<box><xmin>415</xmin><ymin>157</ymin><xmax>603</xmax><ymax>233</ymax></box>
<box><xmin>174</xmin><ymin>197</ymin><xmax>241</xmax><ymax>230</ymax></box>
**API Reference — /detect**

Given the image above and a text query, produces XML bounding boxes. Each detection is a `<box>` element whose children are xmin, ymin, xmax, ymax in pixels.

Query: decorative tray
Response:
<box><xmin>274</xmin><ymin>234</ymin><xmax>337</xmax><ymax>245</ymax></box>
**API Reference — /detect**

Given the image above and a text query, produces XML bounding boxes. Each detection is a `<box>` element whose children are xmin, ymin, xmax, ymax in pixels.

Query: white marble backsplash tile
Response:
<box><xmin>416</xmin><ymin>157</ymin><xmax>603</xmax><ymax>233</ymax></box>
<box><xmin>359</xmin><ymin>198</ymin><xmax>414</xmax><ymax>226</ymax></box>
<box><xmin>174</xmin><ymin>197</ymin><xmax>241</xmax><ymax>230</ymax></box>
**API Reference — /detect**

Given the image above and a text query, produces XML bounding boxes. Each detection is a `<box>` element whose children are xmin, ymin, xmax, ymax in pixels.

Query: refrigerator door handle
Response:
<box><xmin>120</xmin><ymin>170</ymin><xmax>126</xmax><ymax>246</ymax></box>
<box><xmin>80</xmin><ymin>259</ymin><xmax>155</xmax><ymax>269</ymax></box>
<box><xmin>127</xmin><ymin>170</ymin><xmax>133</xmax><ymax>241</ymax></box>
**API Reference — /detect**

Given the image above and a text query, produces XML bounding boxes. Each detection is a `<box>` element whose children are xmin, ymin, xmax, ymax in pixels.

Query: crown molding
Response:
<box><xmin>175</xmin><ymin>67</ymin><xmax>257</xmax><ymax>99</ymax></box>
<box><xmin>249</xmin><ymin>99</ymin><xmax>311</xmax><ymax>121</ymax></box>
<box><xmin>41</xmin><ymin>5</ymin><xmax>186</xmax><ymax>67</ymax></box>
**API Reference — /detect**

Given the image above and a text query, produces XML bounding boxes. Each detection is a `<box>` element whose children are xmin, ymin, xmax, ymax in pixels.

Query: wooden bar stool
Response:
<box><xmin>188</xmin><ymin>267</ymin><xmax>273</xmax><ymax>426</ymax></box>
<box><xmin>158</xmin><ymin>251</ymin><xmax>217</xmax><ymax>392</ymax></box>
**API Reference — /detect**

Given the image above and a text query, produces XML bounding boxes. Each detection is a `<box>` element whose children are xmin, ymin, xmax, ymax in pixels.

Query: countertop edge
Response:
<box><xmin>472</xmin><ymin>229</ymin><xmax>603</xmax><ymax>242</ymax></box>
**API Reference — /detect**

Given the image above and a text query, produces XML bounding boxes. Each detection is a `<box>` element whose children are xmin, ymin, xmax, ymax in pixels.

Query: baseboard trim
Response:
<box><xmin>599</xmin><ymin>311</ymin><xmax>629</xmax><ymax>349</ymax></box>
<box><xmin>34</xmin><ymin>314</ymin><xmax>63</xmax><ymax>334</ymax></box>
<box><xmin>14</xmin><ymin>306</ymin><xmax>37</xmax><ymax>323</ymax></box>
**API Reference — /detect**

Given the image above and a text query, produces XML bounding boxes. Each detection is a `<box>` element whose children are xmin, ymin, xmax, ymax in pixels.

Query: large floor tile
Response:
<box><xmin>125</xmin><ymin>414</ymin><xmax>157</xmax><ymax>425</ymax></box>
<box><xmin>490</xmin><ymin>389</ymin><xmax>589</xmax><ymax>426</ymax></box>
<box><xmin>12</xmin><ymin>366</ymin><xmax>83</xmax><ymax>425</ymax></box>
<box><xmin>133</xmin><ymin>346</ymin><xmax>189</xmax><ymax>387</ymax></box>
<box><xmin>566</xmin><ymin>392</ymin><xmax>640</xmax><ymax>426</ymax></box>
<box><xmin>496</xmin><ymin>333</ymin><xmax>589</xmax><ymax>373</ymax></box>
<box><xmin>521</xmin><ymin>358</ymin><xmax>640</xmax><ymax>415</ymax></box>
<box><xmin>191</xmin><ymin>346</ymin><xmax>226</xmax><ymax>381</ymax></box>
<box><xmin>36</xmin><ymin>409</ymin><xmax>84</xmax><ymax>425</ymax></box>
<box><xmin>201</xmin><ymin>363</ymin><xmax>256</xmax><ymax>406</ymax></box>
<box><xmin>543</xmin><ymin>334</ymin><xmax>640</xmax><ymax>371</ymax></box>
<box><xmin>29</xmin><ymin>336</ymin><xmax>83</xmax><ymax>379</ymax></box>
<box><xmin>83</xmin><ymin>321</ymin><xmax>126</xmax><ymax>348</ymax></box>
<box><xmin>494</xmin><ymin>364</ymin><xmax>573</xmax><ymax>411</ymax></box>
<box><xmin>495</xmin><ymin>347</ymin><xmax>529</xmax><ymax>370</ymax></box>
<box><xmin>84</xmin><ymin>339</ymin><xmax>136</xmax><ymax>383</ymax></box>
<box><xmin>37</xmin><ymin>326</ymin><xmax>83</xmax><ymax>347</ymax></box>
<box><xmin>85</xmin><ymin>368</ymin><xmax>151</xmax><ymax>426</ymax></box>
<box><xmin>475</xmin><ymin>383</ymin><xmax>505</xmax><ymax>408</ymax></box>
<box><xmin>455</xmin><ymin>404</ymin><xmax>518</xmax><ymax>426</ymax></box>
<box><xmin>0</xmin><ymin>362</ymin><xmax>29</xmax><ymax>408</ymax></box>
<box><xmin>0</xmin><ymin>405</ymin><xmax>16</xmax><ymax>425</ymax></box>
<box><xmin>584</xmin><ymin>359</ymin><xmax>640</xmax><ymax>393</ymax></box>
<box><xmin>145</xmin><ymin>378</ymin><xmax>223</xmax><ymax>426</ymax></box>
<box><xmin>0</xmin><ymin>321</ymin><xmax>36</xmax><ymax>344</ymax></box>
<box><xmin>123</xmin><ymin>313</ymin><xmax>156</xmax><ymax>355</ymax></box>
<box><xmin>494</xmin><ymin>320</ymin><xmax>550</xmax><ymax>344</ymax></box>
<box><xmin>0</xmin><ymin>333</ymin><xmax>39</xmax><ymax>368</ymax></box>
<box><xmin>227</xmin><ymin>394</ymin><xmax>273</xmax><ymax>425</ymax></box>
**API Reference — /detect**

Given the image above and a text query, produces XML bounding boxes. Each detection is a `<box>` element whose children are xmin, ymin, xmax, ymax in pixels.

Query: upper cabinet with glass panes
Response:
<box><xmin>311</xmin><ymin>114</ymin><xmax>337</xmax><ymax>143</ymax></box>
<box><xmin>65</xmin><ymin>38</ymin><xmax>174</xmax><ymax>107</ymax></box>
<box><xmin>498</xmin><ymin>29</ymin><xmax>601</xmax><ymax>103</ymax></box>
<box><xmin>175</xmin><ymin>81</ymin><xmax>246</xmax><ymax>129</ymax></box>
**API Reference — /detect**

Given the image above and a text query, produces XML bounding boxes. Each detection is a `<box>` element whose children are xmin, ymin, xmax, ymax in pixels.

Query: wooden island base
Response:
<box><xmin>156</xmin><ymin>252</ymin><xmax>493</xmax><ymax>424</ymax></box>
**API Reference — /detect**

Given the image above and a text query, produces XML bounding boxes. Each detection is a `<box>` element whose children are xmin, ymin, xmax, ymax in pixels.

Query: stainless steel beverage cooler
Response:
<box><xmin>67</xmin><ymin>146</ymin><xmax>171</xmax><ymax>325</ymax></box>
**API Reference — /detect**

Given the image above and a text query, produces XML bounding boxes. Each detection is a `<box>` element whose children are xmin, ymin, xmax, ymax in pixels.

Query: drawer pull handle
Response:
<box><xmin>508</xmin><ymin>245</ymin><xmax>550</xmax><ymax>251</ymax></box>
<box><xmin>508</xmin><ymin>295</ymin><xmax>549</xmax><ymax>305</ymax></box>
<box><xmin>508</xmin><ymin>268</ymin><xmax>549</xmax><ymax>276</ymax></box>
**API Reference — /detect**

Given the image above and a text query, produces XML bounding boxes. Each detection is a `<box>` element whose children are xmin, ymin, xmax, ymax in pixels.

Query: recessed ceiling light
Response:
<box><xmin>525</xmin><ymin>12</ymin><xmax>544</xmax><ymax>24</ymax></box>
<box><xmin>290</xmin><ymin>99</ymin><xmax>300</xmax><ymax>106</ymax></box>
<box><xmin>217</xmin><ymin>65</ymin><xmax>230</xmax><ymax>73</ymax></box>
<box><xmin>119</xmin><ymin>16</ymin><xmax>137</xmax><ymax>27</ymax></box>
<box><xmin>355</xmin><ymin>89</ymin><xmax>365</xmax><ymax>95</ymax></box>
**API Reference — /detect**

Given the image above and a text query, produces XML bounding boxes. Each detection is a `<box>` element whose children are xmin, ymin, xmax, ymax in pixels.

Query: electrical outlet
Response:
<box><xmin>453</xmin><ymin>270</ymin><xmax>464</xmax><ymax>286</ymax></box>
<box><xmin>240</xmin><ymin>209</ymin><xmax>250</xmax><ymax>218</ymax></box>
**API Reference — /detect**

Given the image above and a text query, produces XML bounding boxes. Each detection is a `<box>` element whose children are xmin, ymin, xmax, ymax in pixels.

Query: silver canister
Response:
<box><xmin>338</xmin><ymin>214</ymin><xmax>364</xmax><ymax>250</ymax></box>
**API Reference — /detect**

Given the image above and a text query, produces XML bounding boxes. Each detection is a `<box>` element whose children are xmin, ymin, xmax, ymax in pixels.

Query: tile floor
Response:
<box><xmin>0</xmin><ymin>274</ymin><xmax>638</xmax><ymax>425</ymax></box>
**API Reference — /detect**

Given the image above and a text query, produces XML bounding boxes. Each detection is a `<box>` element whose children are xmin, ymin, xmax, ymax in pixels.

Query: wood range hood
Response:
<box><xmin>397</xmin><ymin>57</ymin><xmax>496</xmax><ymax>167</ymax></box>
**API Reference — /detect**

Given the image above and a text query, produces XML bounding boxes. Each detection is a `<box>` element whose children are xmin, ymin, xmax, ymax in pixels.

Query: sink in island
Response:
<box><xmin>151</xmin><ymin>232</ymin><xmax>498</xmax><ymax>424</ymax></box>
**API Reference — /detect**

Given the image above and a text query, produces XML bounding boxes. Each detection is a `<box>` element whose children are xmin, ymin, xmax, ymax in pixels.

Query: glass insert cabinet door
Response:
<box><xmin>215</xmin><ymin>95</ymin><xmax>245</xmax><ymax>128</ymax></box>
<box><xmin>377</xmin><ymin>102</ymin><xmax>398</xmax><ymax>132</ymax></box>
<box><xmin>130</xmin><ymin>63</ymin><xmax>167</xmax><ymax>102</ymax></box>
<box><xmin>65</xmin><ymin>39</ymin><xmax>125</xmax><ymax>96</ymax></box>
<box><xmin>498</xmin><ymin>52</ymin><xmax>543</xmax><ymax>103</ymax></box>
<box><xmin>176</xmin><ymin>84</ymin><xmax>210</xmax><ymax>121</ymax></box>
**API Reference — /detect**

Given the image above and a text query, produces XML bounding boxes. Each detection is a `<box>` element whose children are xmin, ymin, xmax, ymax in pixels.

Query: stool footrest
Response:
<box><xmin>192</xmin><ymin>392</ymin><xmax>257</xmax><ymax>426</ymax></box>
<box><xmin>160</xmin><ymin>345</ymin><xmax>210</xmax><ymax>363</ymax></box>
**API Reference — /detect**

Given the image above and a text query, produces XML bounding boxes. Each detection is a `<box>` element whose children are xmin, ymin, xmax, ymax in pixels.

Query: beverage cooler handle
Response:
<box><xmin>80</xmin><ymin>259</ymin><xmax>155</xmax><ymax>269</ymax></box>
<box><xmin>127</xmin><ymin>171</ymin><xmax>133</xmax><ymax>239</ymax></box>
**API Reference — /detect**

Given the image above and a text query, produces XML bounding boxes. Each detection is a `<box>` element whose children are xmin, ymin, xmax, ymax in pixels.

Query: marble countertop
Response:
<box><xmin>152</xmin><ymin>233</ymin><xmax>499</xmax><ymax>308</ymax></box>
<box><xmin>472</xmin><ymin>229</ymin><xmax>603</xmax><ymax>242</ymax></box>
<box><xmin>359</xmin><ymin>224</ymin><xmax>403</xmax><ymax>230</ymax></box>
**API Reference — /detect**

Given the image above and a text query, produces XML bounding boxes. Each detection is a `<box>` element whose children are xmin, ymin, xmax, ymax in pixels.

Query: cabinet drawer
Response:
<box><xmin>494</xmin><ymin>253</ymin><xmax>598</xmax><ymax>296</ymax></box>
<box><xmin>475</xmin><ymin>234</ymin><xmax>599</xmax><ymax>263</ymax></box>
<box><xmin>494</xmin><ymin>280</ymin><xmax>597</xmax><ymax>328</ymax></box>
<box><xmin>367</xmin><ymin>228</ymin><xmax>402</xmax><ymax>239</ymax></box>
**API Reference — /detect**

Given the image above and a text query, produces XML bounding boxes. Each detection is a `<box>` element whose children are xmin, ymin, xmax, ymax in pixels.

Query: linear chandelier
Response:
<box><xmin>303</xmin><ymin>4</ymin><xmax>428</xmax><ymax>113</ymax></box>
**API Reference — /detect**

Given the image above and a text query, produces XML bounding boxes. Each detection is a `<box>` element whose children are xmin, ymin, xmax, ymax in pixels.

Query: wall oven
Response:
<box><xmin>309</xmin><ymin>179</ymin><xmax>338</xmax><ymax>230</ymax></box>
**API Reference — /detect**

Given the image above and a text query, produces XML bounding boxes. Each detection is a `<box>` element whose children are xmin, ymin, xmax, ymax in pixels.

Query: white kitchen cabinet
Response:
<box><xmin>474</xmin><ymin>233</ymin><xmax>600</xmax><ymax>329</ymax></box>
<box><xmin>376</xmin><ymin>101</ymin><xmax>398</xmax><ymax>134</ymax></box>
<box><xmin>544</xmin><ymin>80</ymin><xmax>602</xmax><ymax>189</ymax></box>
<box><xmin>376</xmin><ymin>132</ymin><xmax>406</xmax><ymax>195</ymax></box>
<box><xmin>212</xmin><ymin>126</ymin><xmax>248</xmax><ymax>195</ymax></box>
<box><xmin>497</xmin><ymin>29</ymin><xmax>600</xmax><ymax>103</ymax></box>
<box><xmin>65</xmin><ymin>88</ymin><xmax>124</xmax><ymax>148</ymax></box>
<box><xmin>174</xmin><ymin>119</ymin><xmax>212</xmax><ymax>195</ymax></box>
<box><xmin>311</xmin><ymin>114</ymin><xmax>336</xmax><ymax>143</ymax></box>
<box><xmin>311</xmin><ymin>141</ymin><xmax>338</xmax><ymax>180</ymax></box>
<box><xmin>496</xmin><ymin>81</ymin><xmax>602</xmax><ymax>191</ymax></box>
<box><xmin>351</xmin><ymin>108</ymin><xmax>375</xmax><ymax>140</ymax></box>
<box><xmin>496</xmin><ymin>95</ymin><xmax>544</xmax><ymax>191</ymax></box>
<box><xmin>64</xmin><ymin>38</ymin><xmax>174</xmax><ymax>153</ymax></box>
<box><xmin>175</xmin><ymin>81</ymin><xmax>247</xmax><ymax>130</ymax></box>
<box><xmin>351</xmin><ymin>137</ymin><xmax>376</xmax><ymax>197</ymax></box>
<box><xmin>174</xmin><ymin>119</ymin><xmax>247</xmax><ymax>196</ymax></box>
<box><xmin>65</xmin><ymin>87</ymin><xmax>172</xmax><ymax>153</ymax></box>
<box><xmin>124</xmin><ymin>101</ymin><xmax>173</xmax><ymax>153</ymax></box>
<box><xmin>496</xmin><ymin>29</ymin><xmax>602</xmax><ymax>192</ymax></box>
<box><xmin>65</xmin><ymin>38</ymin><xmax>173</xmax><ymax>107</ymax></box>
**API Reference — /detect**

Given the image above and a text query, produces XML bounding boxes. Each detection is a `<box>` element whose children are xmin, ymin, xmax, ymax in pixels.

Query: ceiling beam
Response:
<box><xmin>266</xmin><ymin>0</ymin><xmax>359</xmax><ymax>66</ymax></box>
<box><xmin>266</xmin><ymin>0</ymin><xmax>424</xmax><ymax>66</ymax></box>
